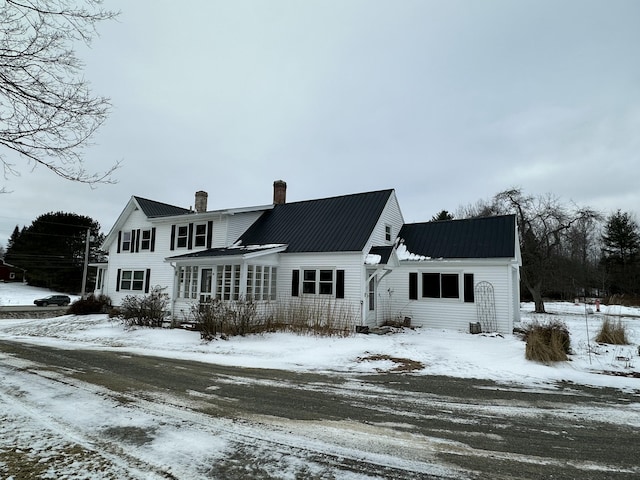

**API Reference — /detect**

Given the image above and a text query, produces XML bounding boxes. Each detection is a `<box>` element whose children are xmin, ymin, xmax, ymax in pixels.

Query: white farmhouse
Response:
<box><xmin>94</xmin><ymin>181</ymin><xmax>521</xmax><ymax>333</ymax></box>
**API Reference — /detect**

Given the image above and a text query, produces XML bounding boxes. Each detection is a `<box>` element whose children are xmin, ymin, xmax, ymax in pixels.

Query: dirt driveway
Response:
<box><xmin>1</xmin><ymin>340</ymin><xmax>639</xmax><ymax>479</ymax></box>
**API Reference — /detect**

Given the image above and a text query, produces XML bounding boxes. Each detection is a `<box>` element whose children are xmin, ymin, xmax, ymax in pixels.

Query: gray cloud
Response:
<box><xmin>2</xmin><ymin>0</ymin><xmax>639</xmax><ymax>245</ymax></box>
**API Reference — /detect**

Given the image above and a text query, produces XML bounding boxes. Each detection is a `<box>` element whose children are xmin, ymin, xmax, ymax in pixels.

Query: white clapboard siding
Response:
<box><xmin>364</xmin><ymin>191</ymin><xmax>404</xmax><ymax>252</ymax></box>
<box><xmin>277</xmin><ymin>252</ymin><xmax>365</xmax><ymax>321</ymax></box>
<box><xmin>380</xmin><ymin>260</ymin><xmax>518</xmax><ymax>334</ymax></box>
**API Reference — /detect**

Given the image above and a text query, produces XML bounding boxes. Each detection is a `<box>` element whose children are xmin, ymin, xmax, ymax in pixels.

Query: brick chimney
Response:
<box><xmin>273</xmin><ymin>180</ymin><xmax>287</xmax><ymax>205</ymax></box>
<box><xmin>194</xmin><ymin>190</ymin><xmax>208</xmax><ymax>213</ymax></box>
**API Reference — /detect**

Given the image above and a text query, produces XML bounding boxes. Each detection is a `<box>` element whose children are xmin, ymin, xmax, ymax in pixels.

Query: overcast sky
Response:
<box><xmin>2</xmin><ymin>0</ymin><xmax>639</xmax><ymax>246</ymax></box>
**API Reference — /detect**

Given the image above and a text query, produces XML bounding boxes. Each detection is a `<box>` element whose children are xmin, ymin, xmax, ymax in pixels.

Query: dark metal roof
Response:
<box><xmin>134</xmin><ymin>196</ymin><xmax>190</xmax><ymax>218</ymax></box>
<box><xmin>167</xmin><ymin>245</ymin><xmax>284</xmax><ymax>260</ymax></box>
<box><xmin>238</xmin><ymin>189</ymin><xmax>394</xmax><ymax>253</ymax></box>
<box><xmin>368</xmin><ymin>246</ymin><xmax>394</xmax><ymax>264</ymax></box>
<box><xmin>398</xmin><ymin>215</ymin><xmax>516</xmax><ymax>259</ymax></box>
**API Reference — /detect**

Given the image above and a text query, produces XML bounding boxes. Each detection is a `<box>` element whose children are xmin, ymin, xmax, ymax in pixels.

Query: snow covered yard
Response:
<box><xmin>1</xmin><ymin>282</ymin><xmax>639</xmax><ymax>479</ymax></box>
<box><xmin>1</xmin><ymin>282</ymin><xmax>638</xmax><ymax>392</ymax></box>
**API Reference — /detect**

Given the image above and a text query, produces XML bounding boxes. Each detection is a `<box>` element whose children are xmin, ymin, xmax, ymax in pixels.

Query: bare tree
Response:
<box><xmin>494</xmin><ymin>188</ymin><xmax>599</xmax><ymax>313</ymax></box>
<box><xmin>0</xmin><ymin>0</ymin><xmax>118</xmax><ymax>188</ymax></box>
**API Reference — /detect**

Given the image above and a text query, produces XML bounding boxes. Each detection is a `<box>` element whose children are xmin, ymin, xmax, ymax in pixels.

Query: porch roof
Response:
<box><xmin>166</xmin><ymin>244</ymin><xmax>287</xmax><ymax>262</ymax></box>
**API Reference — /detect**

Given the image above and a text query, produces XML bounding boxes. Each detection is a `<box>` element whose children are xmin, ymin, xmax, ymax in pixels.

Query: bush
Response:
<box><xmin>595</xmin><ymin>317</ymin><xmax>629</xmax><ymax>345</ymax></box>
<box><xmin>191</xmin><ymin>297</ymin><xmax>262</xmax><ymax>340</ymax></box>
<box><xmin>189</xmin><ymin>297</ymin><xmax>356</xmax><ymax>340</ymax></box>
<box><xmin>67</xmin><ymin>294</ymin><xmax>112</xmax><ymax>315</ymax></box>
<box><xmin>270</xmin><ymin>298</ymin><xmax>356</xmax><ymax>337</ymax></box>
<box><xmin>119</xmin><ymin>286</ymin><xmax>169</xmax><ymax>328</ymax></box>
<box><xmin>524</xmin><ymin>320</ymin><xmax>571</xmax><ymax>363</ymax></box>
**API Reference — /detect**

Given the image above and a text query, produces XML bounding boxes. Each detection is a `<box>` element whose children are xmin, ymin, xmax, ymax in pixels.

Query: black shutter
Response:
<box><xmin>116</xmin><ymin>269</ymin><xmax>121</xmax><ymax>291</ymax></box>
<box><xmin>409</xmin><ymin>272</ymin><xmax>418</xmax><ymax>300</ymax></box>
<box><xmin>188</xmin><ymin>223</ymin><xmax>194</xmax><ymax>250</ymax></box>
<box><xmin>291</xmin><ymin>270</ymin><xmax>299</xmax><ymax>297</ymax></box>
<box><xmin>336</xmin><ymin>270</ymin><xmax>345</xmax><ymax>299</ymax></box>
<box><xmin>206</xmin><ymin>221</ymin><xmax>213</xmax><ymax>248</ymax></box>
<box><xmin>117</xmin><ymin>231</ymin><xmax>121</xmax><ymax>253</ymax></box>
<box><xmin>135</xmin><ymin>229</ymin><xmax>141</xmax><ymax>252</ymax></box>
<box><xmin>170</xmin><ymin>225</ymin><xmax>176</xmax><ymax>250</ymax></box>
<box><xmin>464</xmin><ymin>274</ymin><xmax>475</xmax><ymax>303</ymax></box>
<box><xmin>145</xmin><ymin>269</ymin><xmax>151</xmax><ymax>293</ymax></box>
<box><xmin>130</xmin><ymin>230</ymin><xmax>136</xmax><ymax>253</ymax></box>
<box><xmin>150</xmin><ymin>227</ymin><xmax>156</xmax><ymax>252</ymax></box>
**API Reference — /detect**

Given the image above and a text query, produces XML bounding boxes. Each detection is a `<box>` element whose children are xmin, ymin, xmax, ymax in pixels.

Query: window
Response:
<box><xmin>247</xmin><ymin>265</ymin><xmax>277</xmax><ymax>300</ymax></box>
<box><xmin>120</xmin><ymin>270</ymin><xmax>145</xmax><ymax>291</ymax></box>
<box><xmin>121</xmin><ymin>231</ymin><xmax>131</xmax><ymax>251</ymax></box>
<box><xmin>441</xmin><ymin>274</ymin><xmax>459</xmax><ymax>298</ymax></box>
<box><xmin>422</xmin><ymin>273</ymin><xmax>440</xmax><ymax>298</ymax></box>
<box><xmin>217</xmin><ymin>265</ymin><xmax>241</xmax><ymax>301</ymax></box>
<box><xmin>294</xmin><ymin>268</ymin><xmax>344</xmax><ymax>298</ymax></box>
<box><xmin>421</xmin><ymin>273</ymin><xmax>460</xmax><ymax>299</ymax></box>
<box><xmin>178</xmin><ymin>266</ymin><xmax>199</xmax><ymax>299</ymax></box>
<box><xmin>176</xmin><ymin>226</ymin><xmax>188</xmax><ymax>248</ymax></box>
<box><xmin>319</xmin><ymin>270</ymin><xmax>333</xmax><ymax>295</ymax></box>
<box><xmin>303</xmin><ymin>269</ymin><xmax>316</xmax><ymax>294</ymax></box>
<box><xmin>141</xmin><ymin>229</ymin><xmax>151</xmax><ymax>250</ymax></box>
<box><xmin>194</xmin><ymin>224</ymin><xmax>207</xmax><ymax>247</ymax></box>
<box><xmin>385</xmin><ymin>224</ymin><xmax>392</xmax><ymax>242</ymax></box>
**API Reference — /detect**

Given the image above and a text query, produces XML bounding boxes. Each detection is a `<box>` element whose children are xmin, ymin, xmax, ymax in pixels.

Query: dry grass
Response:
<box><xmin>358</xmin><ymin>354</ymin><xmax>425</xmax><ymax>372</ymax></box>
<box><xmin>192</xmin><ymin>297</ymin><xmax>358</xmax><ymax>339</ymax></box>
<box><xmin>595</xmin><ymin>317</ymin><xmax>629</xmax><ymax>345</ymax></box>
<box><xmin>524</xmin><ymin>320</ymin><xmax>571</xmax><ymax>364</ymax></box>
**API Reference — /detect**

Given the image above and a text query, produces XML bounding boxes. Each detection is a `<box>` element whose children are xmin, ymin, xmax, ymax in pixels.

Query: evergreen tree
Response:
<box><xmin>430</xmin><ymin>210</ymin><xmax>455</xmax><ymax>222</ymax></box>
<box><xmin>601</xmin><ymin>210</ymin><xmax>640</xmax><ymax>295</ymax></box>
<box><xmin>5</xmin><ymin>212</ymin><xmax>103</xmax><ymax>292</ymax></box>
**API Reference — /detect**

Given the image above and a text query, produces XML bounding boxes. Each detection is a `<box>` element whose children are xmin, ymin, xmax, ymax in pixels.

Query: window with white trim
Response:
<box><xmin>194</xmin><ymin>224</ymin><xmax>207</xmax><ymax>247</ymax></box>
<box><xmin>296</xmin><ymin>268</ymin><xmax>344</xmax><ymax>298</ymax></box>
<box><xmin>216</xmin><ymin>264</ymin><xmax>241</xmax><ymax>301</ymax></box>
<box><xmin>178</xmin><ymin>266</ymin><xmax>199</xmax><ymax>299</ymax></box>
<box><xmin>410</xmin><ymin>272</ymin><xmax>474</xmax><ymax>301</ymax></box>
<box><xmin>120</xmin><ymin>270</ymin><xmax>145</xmax><ymax>291</ymax></box>
<box><xmin>422</xmin><ymin>272</ymin><xmax>459</xmax><ymax>299</ymax></box>
<box><xmin>121</xmin><ymin>231</ymin><xmax>131</xmax><ymax>251</ymax></box>
<box><xmin>385</xmin><ymin>224</ymin><xmax>392</xmax><ymax>242</ymax></box>
<box><xmin>246</xmin><ymin>265</ymin><xmax>277</xmax><ymax>301</ymax></box>
<box><xmin>176</xmin><ymin>226</ymin><xmax>189</xmax><ymax>248</ymax></box>
<box><xmin>140</xmin><ymin>229</ymin><xmax>152</xmax><ymax>250</ymax></box>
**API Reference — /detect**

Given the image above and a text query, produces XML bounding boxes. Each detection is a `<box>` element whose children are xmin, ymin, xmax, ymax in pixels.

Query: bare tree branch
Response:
<box><xmin>0</xmin><ymin>0</ymin><xmax>119</xmax><ymax>187</ymax></box>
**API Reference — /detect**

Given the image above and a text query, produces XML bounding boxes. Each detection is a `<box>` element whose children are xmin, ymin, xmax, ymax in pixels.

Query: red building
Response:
<box><xmin>0</xmin><ymin>259</ymin><xmax>25</xmax><ymax>282</ymax></box>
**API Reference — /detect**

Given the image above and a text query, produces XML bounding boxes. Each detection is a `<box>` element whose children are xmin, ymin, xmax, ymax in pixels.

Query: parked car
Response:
<box><xmin>34</xmin><ymin>295</ymin><xmax>71</xmax><ymax>307</ymax></box>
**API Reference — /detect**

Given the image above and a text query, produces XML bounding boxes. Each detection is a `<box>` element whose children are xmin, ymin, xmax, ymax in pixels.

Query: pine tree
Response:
<box><xmin>5</xmin><ymin>212</ymin><xmax>102</xmax><ymax>292</ymax></box>
<box><xmin>601</xmin><ymin>210</ymin><xmax>640</xmax><ymax>295</ymax></box>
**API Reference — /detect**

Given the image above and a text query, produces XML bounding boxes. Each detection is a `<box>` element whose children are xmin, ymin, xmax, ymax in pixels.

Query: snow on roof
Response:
<box><xmin>396</xmin><ymin>242</ymin><xmax>431</xmax><ymax>261</ymax></box>
<box><xmin>364</xmin><ymin>254</ymin><xmax>382</xmax><ymax>265</ymax></box>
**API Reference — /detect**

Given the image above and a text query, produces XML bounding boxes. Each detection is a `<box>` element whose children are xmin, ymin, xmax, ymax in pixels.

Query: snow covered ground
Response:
<box><xmin>1</xmin><ymin>282</ymin><xmax>639</xmax><ymax>479</ymax></box>
<box><xmin>1</xmin><ymin>282</ymin><xmax>638</xmax><ymax>391</ymax></box>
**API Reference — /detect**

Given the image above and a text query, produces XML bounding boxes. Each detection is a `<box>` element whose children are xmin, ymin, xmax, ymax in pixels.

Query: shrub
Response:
<box><xmin>524</xmin><ymin>320</ymin><xmax>571</xmax><ymax>363</ymax></box>
<box><xmin>189</xmin><ymin>297</ymin><xmax>356</xmax><ymax>340</ymax></box>
<box><xmin>67</xmin><ymin>294</ymin><xmax>112</xmax><ymax>315</ymax></box>
<box><xmin>595</xmin><ymin>317</ymin><xmax>629</xmax><ymax>345</ymax></box>
<box><xmin>270</xmin><ymin>298</ymin><xmax>356</xmax><ymax>337</ymax></box>
<box><xmin>191</xmin><ymin>297</ymin><xmax>262</xmax><ymax>340</ymax></box>
<box><xmin>119</xmin><ymin>286</ymin><xmax>169</xmax><ymax>328</ymax></box>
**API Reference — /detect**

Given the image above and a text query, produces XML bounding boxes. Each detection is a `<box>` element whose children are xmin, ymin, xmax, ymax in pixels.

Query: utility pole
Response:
<box><xmin>81</xmin><ymin>227</ymin><xmax>90</xmax><ymax>297</ymax></box>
